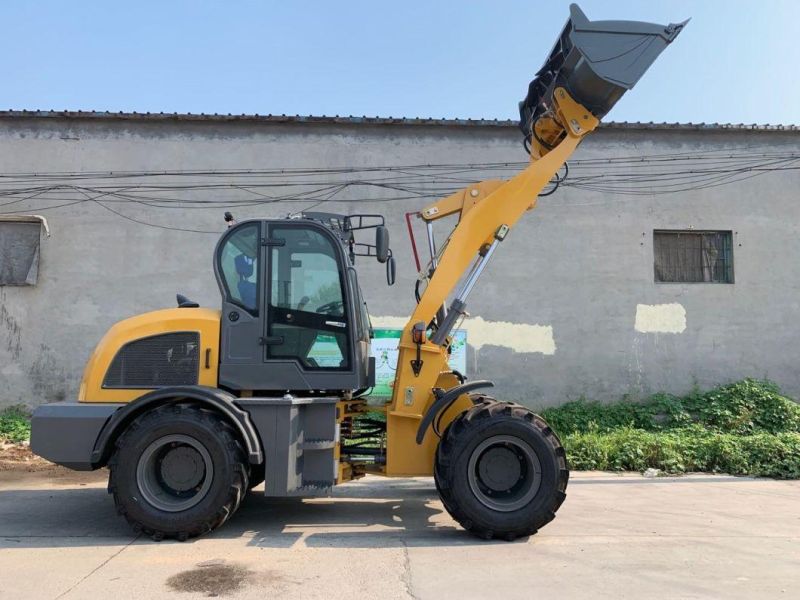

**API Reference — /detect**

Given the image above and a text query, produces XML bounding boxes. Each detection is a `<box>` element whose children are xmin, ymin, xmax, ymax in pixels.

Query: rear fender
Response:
<box><xmin>91</xmin><ymin>385</ymin><xmax>263</xmax><ymax>467</ymax></box>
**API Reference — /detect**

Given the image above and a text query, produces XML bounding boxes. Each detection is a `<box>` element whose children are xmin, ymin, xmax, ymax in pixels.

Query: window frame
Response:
<box><xmin>0</xmin><ymin>218</ymin><xmax>44</xmax><ymax>286</ymax></box>
<box><xmin>265</xmin><ymin>221</ymin><xmax>353</xmax><ymax>371</ymax></box>
<box><xmin>215</xmin><ymin>221</ymin><xmax>262</xmax><ymax>316</ymax></box>
<box><xmin>348</xmin><ymin>267</ymin><xmax>371</xmax><ymax>343</ymax></box>
<box><xmin>653</xmin><ymin>229</ymin><xmax>734</xmax><ymax>285</ymax></box>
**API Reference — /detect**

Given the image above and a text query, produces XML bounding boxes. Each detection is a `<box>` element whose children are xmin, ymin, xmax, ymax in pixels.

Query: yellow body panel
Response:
<box><xmin>385</xmin><ymin>89</ymin><xmax>598</xmax><ymax>476</ymax></box>
<box><xmin>78</xmin><ymin>308</ymin><xmax>221</xmax><ymax>403</ymax></box>
<box><xmin>386</xmin><ymin>371</ymin><xmax>471</xmax><ymax>476</ymax></box>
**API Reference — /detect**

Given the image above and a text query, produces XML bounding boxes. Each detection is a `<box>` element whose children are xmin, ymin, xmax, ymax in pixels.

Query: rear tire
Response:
<box><xmin>434</xmin><ymin>398</ymin><xmax>568</xmax><ymax>541</ymax></box>
<box><xmin>109</xmin><ymin>404</ymin><xmax>249</xmax><ymax>541</ymax></box>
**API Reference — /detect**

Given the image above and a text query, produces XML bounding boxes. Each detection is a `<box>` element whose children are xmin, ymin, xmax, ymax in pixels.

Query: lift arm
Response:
<box><xmin>384</xmin><ymin>3</ymin><xmax>687</xmax><ymax>475</ymax></box>
<box><xmin>413</xmin><ymin>88</ymin><xmax>596</xmax><ymax>341</ymax></box>
<box><xmin>386</xmin><ymin>90</ymin><xmax>595</xmax><ymax>426</ymax></box>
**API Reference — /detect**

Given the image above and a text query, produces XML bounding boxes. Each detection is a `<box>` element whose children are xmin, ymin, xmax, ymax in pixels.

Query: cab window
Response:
<box><xmin>268</xmin><ymin>226</ymin><xmax>350</xmax><ymax>369</ymax></box>
<box><xmin>219</xmin><ymin>223</ymin><xmax>259</xmax><ymax>313</ymax></box>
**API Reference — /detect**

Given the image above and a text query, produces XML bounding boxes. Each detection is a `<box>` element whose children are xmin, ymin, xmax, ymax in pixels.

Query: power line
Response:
<box><xmin>0</xmin><ymin>149</ymin><xmax>797</xmax><ymax>232</ymax></box>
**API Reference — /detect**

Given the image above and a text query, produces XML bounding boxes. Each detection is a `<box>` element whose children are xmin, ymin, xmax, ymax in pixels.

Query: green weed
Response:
<box><xmin>0</xmin><ymin>406</ymin><xmax>32</xmax><ymax>444</ymax></box>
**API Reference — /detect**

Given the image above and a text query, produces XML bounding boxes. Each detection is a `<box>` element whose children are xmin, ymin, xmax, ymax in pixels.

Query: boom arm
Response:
<box><xmin>384</xmin><ymin>3</ymin><xmax>687</xmax><ymax>476</ymax></box>
<box><xmin>413</xmin><ymin>89</ymin><xmax>596</xmax><ymax>342</ymax></box>
<box><xmin>394</xmin><ymin>89</ymin><xmax>596</xmax><ymax>382</ymax></box>
<box><xmin>383</xmin><ymin>90</ymin><xmax>598</xmax><ymax>475</ymax></box>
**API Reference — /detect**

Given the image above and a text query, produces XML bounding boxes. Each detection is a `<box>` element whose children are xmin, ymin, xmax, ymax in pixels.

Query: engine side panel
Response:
<box><xmin>78</xmin><ymin>307</ymin><xmax>221</xmax><ymax>403</ymax></box>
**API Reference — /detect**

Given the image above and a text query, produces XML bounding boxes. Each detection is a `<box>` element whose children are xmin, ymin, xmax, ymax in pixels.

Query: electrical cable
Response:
<box><xmin>0</xmin><ymin>149</ymin><xmax>797</xmax><ymax>233</ymax></box>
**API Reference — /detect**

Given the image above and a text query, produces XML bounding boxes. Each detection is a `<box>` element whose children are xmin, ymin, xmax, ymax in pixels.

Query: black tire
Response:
<box><xmin>434</xmin><ymin>398</ymin><xmax>568</xmax><ymax>541</ymax></box>
<box><xmin>108</xmin><ymin>404</ymin><xmax>249</xmax><ymax>541</ymax></box>
<box><xmin>247</xmin><ymin>464</ymin><xmax>265</xmax><ymax>490</ymax></box>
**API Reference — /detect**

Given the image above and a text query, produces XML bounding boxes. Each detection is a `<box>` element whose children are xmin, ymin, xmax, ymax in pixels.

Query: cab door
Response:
<box><xmin>216</xmin><ymin>221</ymin><xmax>266</xmax><ymax>389</ymax></box>
<box><xmin>262</xmin><ymin>223</ymin><xmax>355</xmax><ymax>390</ymax></box>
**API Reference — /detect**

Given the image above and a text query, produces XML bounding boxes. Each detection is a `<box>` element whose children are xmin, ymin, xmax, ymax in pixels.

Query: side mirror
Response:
<box><xmin>386</xmin><ymin>255</ymin><xmax>396</xmax><ymax>286</ymax></box>
<box><xmin>376</xmin><ymin>226</ymin><xmax>390</xmax><ymax>263</ymax></box>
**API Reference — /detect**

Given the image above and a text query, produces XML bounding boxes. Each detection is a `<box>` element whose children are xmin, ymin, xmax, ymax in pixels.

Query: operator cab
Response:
<box><xmin>213</xmin><ymin>212</ymin><xmax>394</xmax><ymax>394</ymax></box>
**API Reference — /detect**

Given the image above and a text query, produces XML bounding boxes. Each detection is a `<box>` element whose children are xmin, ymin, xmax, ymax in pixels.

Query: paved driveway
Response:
<box><xmin>0</xmin><ymin>468</ymin><xmax>798</xmax><ymax>599</ymax></box>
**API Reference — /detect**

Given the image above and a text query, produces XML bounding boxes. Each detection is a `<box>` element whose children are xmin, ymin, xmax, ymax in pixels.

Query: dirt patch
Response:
<box><xmin>0</xmin><ymin>442</ymin><xmax>107</xmax><ymax>487</ymax></box>
<box><xmin>0</xmin><ymin>443</ymin><xmax>52</xmax><ymax>472</ymax></box>
<box><xmin>166</xmin><ymin>561</ymin><xmax>260</xmax><ymax>597</ymax></box>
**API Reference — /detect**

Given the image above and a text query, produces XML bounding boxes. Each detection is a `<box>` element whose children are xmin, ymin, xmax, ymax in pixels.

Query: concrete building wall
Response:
<box><xmin>1</xmin><ymin>114</ymin><xmax>798</xmax><ymax>408</ymax></box>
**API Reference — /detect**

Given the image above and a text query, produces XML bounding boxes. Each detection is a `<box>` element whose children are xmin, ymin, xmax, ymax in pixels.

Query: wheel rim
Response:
<box><xmin>467</xmin><ymin>434</ymin><xmax>542</xmax><ymax>512</ymax></box>
<box><xmin>136</xmin><ymin>434</ymin><xmax>214</xmax><ymax>512</ymax></box>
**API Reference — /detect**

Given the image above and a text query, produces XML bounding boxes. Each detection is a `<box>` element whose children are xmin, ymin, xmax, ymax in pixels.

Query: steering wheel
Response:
<box><xmin>316</xmin><ymin>300</ymin><xmax>344</xmax><ymax>315</ymax></box>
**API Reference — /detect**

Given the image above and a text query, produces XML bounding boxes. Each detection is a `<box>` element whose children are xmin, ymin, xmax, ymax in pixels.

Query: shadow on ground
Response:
<box><xmin>0</xmin><ymin>476</ymin><xmax>503</xmax><ymax>550</ymax></box>
<box><xmin>3</xmin><ymin>470</ymin><xmax>768</xmax><ymax>551</ymax></box>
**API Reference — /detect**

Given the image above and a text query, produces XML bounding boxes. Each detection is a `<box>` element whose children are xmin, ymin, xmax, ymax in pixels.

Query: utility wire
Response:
<box><xmin>0</xmin><ymin>148</ymin><xmax>797</xmax><ymax>233</ymax></box>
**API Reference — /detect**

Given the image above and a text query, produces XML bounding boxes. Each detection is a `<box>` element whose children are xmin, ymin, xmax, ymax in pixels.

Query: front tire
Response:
<box><xmin>109</xmin><ymin>404</ymin><xmax>249</xmax><ymax>541</ymax></box>
<box><xmin>434</xmin><ymin>399</ymin><xmax>568</xmax><ymax>541</ymax></box>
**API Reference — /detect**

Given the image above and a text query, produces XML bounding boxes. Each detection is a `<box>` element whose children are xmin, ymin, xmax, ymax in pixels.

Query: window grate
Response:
<box><xmin>654</xmin><ymin>230</ymin><xmax>734</xmax><ymax>284</ymax></box>
<box><xmin>103</xmin><ymin>332</ymin><xmax>200</xmax><ymax>388</ymax></box>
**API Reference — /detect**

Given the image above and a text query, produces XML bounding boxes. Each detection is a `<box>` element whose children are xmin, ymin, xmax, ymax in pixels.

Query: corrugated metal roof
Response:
<box><xmin>0</xmin><ymin>110</ymin><xmax>797</xmax><ymax>132</ymax></box>
<box><xmin>603</xmin><ymin>121</ymin><xmax>800</xmax><ymax>131</ymax></box>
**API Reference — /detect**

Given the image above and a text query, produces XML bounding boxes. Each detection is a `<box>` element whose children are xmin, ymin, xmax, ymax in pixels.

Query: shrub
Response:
<box><xmin>542</xmin><ymin>379</ymin><xmax>800</xmax><ymax>435</ymax></box>
<box><xmin>545</xmin><ymin>379</ymin><xmax>800</xmax><ymax>478</ymax></box>
<box><xmin>0</xmin><ymin>406</ymin><xmax>32</xmax><ymax>443</ymax></box>
<box><xmin>539</xmin><ymin>399</ymin><xmax>656</xmax><ymax>435</ymax></box>
<box><xmin>560</xmin><ymin>426</ymin><xmax>800</xmax><ymax>479</ymax></box>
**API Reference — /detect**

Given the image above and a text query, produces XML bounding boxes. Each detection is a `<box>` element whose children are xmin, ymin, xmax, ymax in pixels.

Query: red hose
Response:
<box><xmin>405</xmin><ymin>212</ymin><xmax>422</xmax><ymax>272</ymax></box>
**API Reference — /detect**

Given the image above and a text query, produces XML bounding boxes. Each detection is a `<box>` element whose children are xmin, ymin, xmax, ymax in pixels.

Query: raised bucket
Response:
<box><xmin>519</xmin><ymin>4</ymin><xmax>688</xmax><ymax>136</ymax></box>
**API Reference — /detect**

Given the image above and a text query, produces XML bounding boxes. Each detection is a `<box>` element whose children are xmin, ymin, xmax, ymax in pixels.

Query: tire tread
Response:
<box><xmin>108</xmin><ymin>404</ymin><xmax>249</xmax><ymax>541</ymax></box>
<box><xmin>434</xmin><ymin>396</ymin><xmax>569</xmax><ymax>541</ymax></box>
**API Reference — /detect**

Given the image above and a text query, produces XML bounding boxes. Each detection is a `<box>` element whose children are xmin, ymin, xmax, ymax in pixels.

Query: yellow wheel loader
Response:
<box><xmin>31</xmin><ymin>5</ymin><xmax>686</xmax><ymax>541</ymax></box>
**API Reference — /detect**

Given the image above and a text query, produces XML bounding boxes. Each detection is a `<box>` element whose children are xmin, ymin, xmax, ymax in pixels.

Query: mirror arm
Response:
<box><xmin>386</xmin><ymin>250</ymin><xmax>396</xmax><ymax>286</ymax></box>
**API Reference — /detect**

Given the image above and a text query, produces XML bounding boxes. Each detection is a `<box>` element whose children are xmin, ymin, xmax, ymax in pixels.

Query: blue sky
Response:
<box><xmin>1</xmin><ymin>1</ymin><xmax>798</xmax><ymax>124</ymax></box>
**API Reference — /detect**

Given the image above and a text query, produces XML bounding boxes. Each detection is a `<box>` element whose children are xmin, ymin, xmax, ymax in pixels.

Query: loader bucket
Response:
<box><xmin>519</xmin><ymin>3</ymin><xmax>688</xmax><ymax>135</ymax></box>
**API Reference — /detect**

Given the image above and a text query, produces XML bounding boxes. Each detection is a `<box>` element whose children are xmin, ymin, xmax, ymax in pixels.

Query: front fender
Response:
<box><xmin>415</xmin><ymin>380</ymin><xmax>494</xmax><ymax>444</ymax></box>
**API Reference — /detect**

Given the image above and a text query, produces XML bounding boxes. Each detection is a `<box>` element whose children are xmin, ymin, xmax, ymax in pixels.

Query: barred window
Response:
<box><xmin>654</xmin><ymin>230</ymin><xmax>733</xmax><ymax>284</ymax></box>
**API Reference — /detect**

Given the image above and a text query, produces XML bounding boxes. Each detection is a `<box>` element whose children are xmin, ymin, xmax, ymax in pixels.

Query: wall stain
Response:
<box><xmin>0</xmin><ymin>289</ymin><xmax>22</xmax><ymax>360</ymax></box>
<box><xmin>29</xmin><ymin>343</ymin><xmax>67</xmax><ymax>402</ymax></box>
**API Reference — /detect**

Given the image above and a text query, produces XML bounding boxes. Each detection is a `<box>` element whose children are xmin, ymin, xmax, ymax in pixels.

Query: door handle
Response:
<box><xmin>259</xmin><ymin>336</ymin><xmax>284</xmax><ymax>346</ymax></box>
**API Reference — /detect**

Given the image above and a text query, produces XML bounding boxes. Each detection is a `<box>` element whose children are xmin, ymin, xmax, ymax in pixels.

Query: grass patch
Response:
<box><xmin>540</xmin><ymin>379</ymin><xmax>800</xmax><ymax>478</ymax></box>
<box><xmin>562</xmin><ymin>426</ymin><xmax>800</xmax><ymax>478</ymax></box>
<box><xmin>540</xmin><ymin>379</ymin><xmax>800</xmax><ymax>436</ymax></box>
<box><xmin>0</xmin><ymin>405</ymin><xmax>32</xmax><ymax>444</ymax></box>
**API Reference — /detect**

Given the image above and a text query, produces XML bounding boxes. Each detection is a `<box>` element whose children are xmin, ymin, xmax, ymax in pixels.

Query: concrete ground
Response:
<box><xmin>0</xmin><ymin>468</ymin><xmax>798</xmax><ymax>600</ymax></box>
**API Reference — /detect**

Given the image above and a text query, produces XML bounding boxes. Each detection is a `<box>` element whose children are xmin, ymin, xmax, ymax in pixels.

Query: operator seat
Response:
<box><xmin>234</xmin><ymin>254</ymin><xmax>257</xmax><ymax>309</ymax></box>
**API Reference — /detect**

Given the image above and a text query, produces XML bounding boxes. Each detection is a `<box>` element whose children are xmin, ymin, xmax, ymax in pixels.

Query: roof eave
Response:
<box><xmin>0</xmin><ymin>110</ymin><xmax>796</xmax><ymax>131</ymax></box>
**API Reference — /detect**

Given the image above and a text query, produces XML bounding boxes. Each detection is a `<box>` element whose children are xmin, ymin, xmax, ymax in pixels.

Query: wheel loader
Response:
<box><xmin>30</xmin><ymin>5</ymin><xmax>686</xmax><ymax>541</ymax></box>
